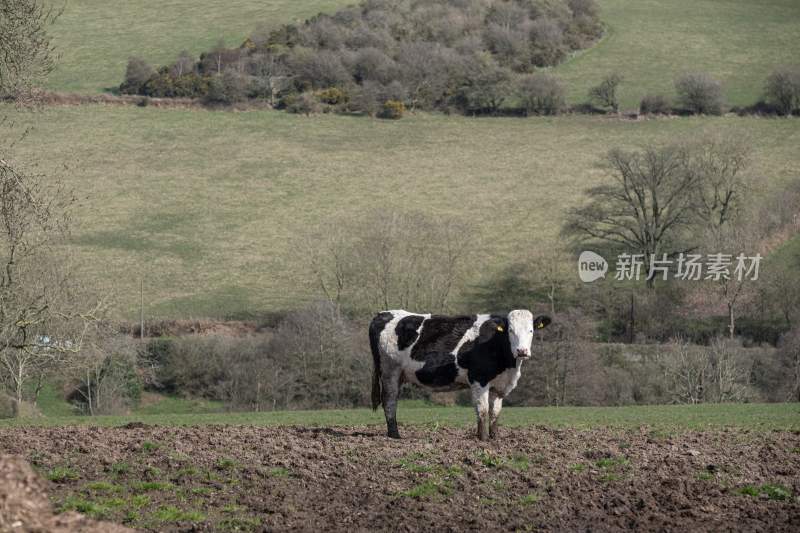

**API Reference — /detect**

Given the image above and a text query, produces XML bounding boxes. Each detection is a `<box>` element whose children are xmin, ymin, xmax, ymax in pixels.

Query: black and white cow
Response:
<box><xmin>369</xmin><ymin>310</ymin><xmax>551</xmax><ymax>441</ymax></box>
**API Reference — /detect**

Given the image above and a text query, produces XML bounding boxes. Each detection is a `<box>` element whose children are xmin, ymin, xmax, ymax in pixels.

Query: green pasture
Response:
<box><xmin>2</xmin><ymin>401</ymin><xmax>797</xmax><ymax>431</ymax></box>
<box><xmin>3</xmin><ymin>105</ymin><xmax>798</xmax><ymax>317</ymax></box>
<box><xmin>44</xmin><ymin>0</ymin><xmax>800</xmax><ymax>108</ymax></box>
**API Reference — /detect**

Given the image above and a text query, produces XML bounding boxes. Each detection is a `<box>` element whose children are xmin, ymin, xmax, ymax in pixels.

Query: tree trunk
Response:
<box><xmin>728</xmin><ymin>303</ymin><xmax>735</xmax><ymax>339</ymax></box>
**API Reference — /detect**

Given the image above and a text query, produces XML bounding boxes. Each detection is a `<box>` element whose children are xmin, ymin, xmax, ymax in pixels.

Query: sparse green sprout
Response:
<box><xmin>84</xmin><ymin>481</ymin><xmax>121</xmax><ymax>492</ymax></box>
<box><xmin>216</xmin><ymin>457</ymin><xmax>238</xmax><ymax>470</ymax></box>
<box><xmin>140</xmin><ymin>441</ymin><xmax>161</xmax><ymax>453</ymax></box>
<box><xmin>507</xmin><ymin>455</ymin><xmax>530</xmax><ymax>471</ymax></box>
<box><xmin>109</xmin><ymin>462</ymin><xmax>131</xmax><ymax>476</ymax></box>
<box><xmin>268</xmin><ymin>467</ymin><xmax>290</xmax><ymax>477</ymax></box>
<box><xmin>398</xmin><ymin>479</ymin><xmax>452</xmax><ymax>499</ymax></box>
<box><xmin>59</xmin><ymin>497</ymin><xmax>110</xmax><ymax>519</ymax></box>
<box><xmin>569</xmin><ymin>463</ymin><xmax>587</xmax><ymax>473</ymax></box>
<box><xmin>130</xmin><ymin>494</ymin><xmax>151</xmax><ymax>508</ymax></box>
<box><xmin>519</xmin><ymin>493</ymin><xmax>541</xmax><ymax>506</ymax></box>
<box><xmin>47</xmin><ymin>466</ymin><xmax>79</xmax><ymax>483</ymax></box>
<box><xmin>738</xmin><ymin>484</ymin><xmax>792</xmax><ymax>501</ymax></box>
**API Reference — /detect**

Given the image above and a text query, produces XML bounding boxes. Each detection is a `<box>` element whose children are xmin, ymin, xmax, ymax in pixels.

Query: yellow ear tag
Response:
<box><xmin>537</xmin><ymin>323</ymin><xmax>544</xmax><ymax>329</ymax></box>
<box><xmin>496</xmin><ymin>325</ymin><xmax>504</xmax><ymax>332</ymax></box>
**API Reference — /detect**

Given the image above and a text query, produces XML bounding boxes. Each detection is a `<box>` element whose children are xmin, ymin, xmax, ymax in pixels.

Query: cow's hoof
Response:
<box><xmin>388</xmin><ymin>433</ymin><xmax>401</xmax><ymax>439</ymax></box>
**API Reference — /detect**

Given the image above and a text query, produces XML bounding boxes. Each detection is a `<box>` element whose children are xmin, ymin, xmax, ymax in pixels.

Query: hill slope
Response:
<box><xmin>4</xmin><ymin>106</ymin><xmax>798</xmax><ymax>317</ymax></box>
<box><xmin>553</xmin><ymin>0</ymin><xmax>800</xmax><ymax>108</ymax></box>
<box><xmin>46</xmin><ymin>0</ymin><xmax>800</xmax><ymax>107</ymax></box>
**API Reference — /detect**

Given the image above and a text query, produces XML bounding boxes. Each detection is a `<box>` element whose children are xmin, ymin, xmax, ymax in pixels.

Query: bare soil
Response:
<box><xmin>0</xmin><ymin>425</ymin><xmax>797</xmax><ymax>532</ymax></box>
<box><xmin>0</xmin><ymin>454</ymin><xmax>132</xmax><ymax>532</ymax></box>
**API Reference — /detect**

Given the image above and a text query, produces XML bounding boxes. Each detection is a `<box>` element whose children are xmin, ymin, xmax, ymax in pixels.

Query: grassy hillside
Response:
<box><xmin>45</xmin><ymin>0</ymin><xmax>351</xmax><ymax>93</ymax></box>
<box><xmin>4</xmin><ymin>106</ymin><xmax>799</xmax><ymax>317</ymax></box>
<box><xmin>554</xmin><ymin>0</ymin><xmax>800</xmax><ymax>108</ymax></box>
<box><xmin>1</xmin><ymin>402</ymin><xmax>798</xmax><ymax>430</ymax></box>
<box><xmin>45</xmin><ymin>0</ymin><xmax>800</xmax><ymax>106</ymax></box>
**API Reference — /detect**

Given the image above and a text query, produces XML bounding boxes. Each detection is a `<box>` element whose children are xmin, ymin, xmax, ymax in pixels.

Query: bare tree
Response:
<box><xmin>563</xmin><ymin>145</ymin><xmax>701</xmax><ymax>287</ymax></box>
<box><xmin>529</xmin><ymin>245</ymin><xmax>574</xmax><ymax>316</ymax></box>
<box><xmin>700</xmin><ymin>217</ymin><xmax>762</xmax><ymax>339</ymax></box>
<box><xmin>306</xmin><ymin>209</ymin><xmax>471</xmax><ymax>316</ymax></box>
<box><xmin>588</xmin><ymin>72</ymin><xmax>623</xmax><ymax>112</ymax></box>
<box><xmin>69</xmin><ymin>324</ymin><xmax>139</xmax><ymax>415</ymax></box>
<box><xmin>705</xmin><ymin>337</ymin><xmax>749</xmax><ymax>402</ymax></box>
<box><xmin>0</xmin><ymin>0</ymin><xmax>60</xmax><ymax>102</ymax></box>
<box><xmin>0</xmin><ymin>150</ymin><xmax>103</xmax><ymax>414</ymax></box>
<box><xmin>660</xmin><ymin>338</ymin><xmax>709</xmax><ymax>404</ymax></box>
<box><xmin>687</xmin><ymin>133</ymin><xmax>752</xmax><ymax>229</ymax></box>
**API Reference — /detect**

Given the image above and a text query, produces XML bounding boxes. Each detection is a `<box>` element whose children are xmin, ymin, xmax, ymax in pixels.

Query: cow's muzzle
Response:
<box><xmin>516</xmin><ymin>349</ymin><xmax>530</xmax><ymax>358</ymax></box>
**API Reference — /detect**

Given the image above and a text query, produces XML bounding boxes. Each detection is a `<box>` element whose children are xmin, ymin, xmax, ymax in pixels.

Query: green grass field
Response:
<box><xmin>45</xmin><ymin>0</ymin><xmax>800</xmax><ymax>108</ymax></box>
<box><xmin>4</xmin><ymin>105</ymin><xmax>798</xmax><ymax>317</ymax></box>
<box><xmin>45</xmin><ymin>0</ymin><xmax>349</xmax><ymax>93</ymax></box>
<box><xmin>555</xmin><ymin>0</ymin><xmax>800</xmax><ymax>108</ymax></box>
<box><xmin>2</xmin><ymin>401</ymin><xmax>798</xmax><ymax>431</ymax></box>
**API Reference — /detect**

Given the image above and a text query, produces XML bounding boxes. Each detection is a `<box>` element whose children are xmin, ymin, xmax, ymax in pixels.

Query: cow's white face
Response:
<box><xmin>507</xmin><ymin>309</ymin><xmax>534</xmax><ymax>359</ymax></box>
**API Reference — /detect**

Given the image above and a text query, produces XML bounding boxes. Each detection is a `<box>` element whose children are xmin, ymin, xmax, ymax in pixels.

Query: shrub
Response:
<box><xmin>764</xmin><ymin>65</ymin><xmax>800</xmax><ymax>116</ymax></box>
<box><xmin>117</xmin><ymin>0</ymin><xmax>602</xmax><ymax>115</ymax></box>
<box><xmin>529</xmin><ymin>18</ymin><xmax>568</xmax><ymax>67</ymax></box>
<box><xmin>378</xmin><ymin>99</ymin><xmax>405</xmax><ymax>119</ymax></box>
<box><xmin>639</xmin><ymin>94</ymin><xmax>671</xmax><ymax>115</ymax></box>
<box><xmin>674</xmin><ymin>72</ymin><xmax>724</xmax><ymax>115</ymax></box>
<box><xmin>588</xmin><ymin>72</ymin><xmax>623</xmax><ymax>112</ymax></box>
<box><xmin>517</xmin><ymin>73</ymin><xmax>565</xmax><ymax>115</ymax></box>
<box><xmin>315</xmin><ymin>87</ymin><xmax>348</xmax><ymax>106</ymax></box>
<box><xmin>205</xmin><ymin>70</ymin><xmax>250</xmax><ymax>104</ymax></box>
<box><xmin>285</xmin><ymin>91</ymin><xmax>322</xmax><ymax>115</ymax></box>
<box><xmin>120</xmin><ymin>57</ymin><xmax>154</xmax><ymax>94</ymax></box>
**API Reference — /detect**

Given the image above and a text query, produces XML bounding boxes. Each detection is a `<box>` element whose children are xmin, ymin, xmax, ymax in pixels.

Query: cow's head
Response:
<box><xmin>506</xmin><ymin>310</ymin><xmax>551</xmax><ymax>359</ymax></box>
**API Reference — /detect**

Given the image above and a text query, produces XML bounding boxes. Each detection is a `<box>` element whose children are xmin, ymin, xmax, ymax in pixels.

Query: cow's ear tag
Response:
<box><xmin>496</xmin><ymin>325</ymin><xmax>504</xmax><ymax>332</ymax></box>
<box><xmin>537</xmin><ymin>323</ymin><xmax>545</xmax><ymax>329</ymax></box>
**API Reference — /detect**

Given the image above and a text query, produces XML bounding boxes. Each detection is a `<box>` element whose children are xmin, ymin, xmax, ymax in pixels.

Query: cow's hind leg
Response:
<box><xmin>381</xmin><ymin>367</ymin><xmax>402</xmax><ymax>439</ymax></box>
<box><xmin>489</xmin><ymin>391</ymin><xmax>503</xmax><ymax>439</ymax></box>
<box><xmin>471</xmin><ymin>383</ymin><xmax>490</xmax><ymax>441</ymax></box>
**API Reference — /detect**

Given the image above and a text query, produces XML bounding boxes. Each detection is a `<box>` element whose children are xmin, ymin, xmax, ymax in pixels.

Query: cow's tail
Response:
<box><xmin>368</xmin><ymin>317</ymin><xmax>383</xmax><ymax>411</ymax></box>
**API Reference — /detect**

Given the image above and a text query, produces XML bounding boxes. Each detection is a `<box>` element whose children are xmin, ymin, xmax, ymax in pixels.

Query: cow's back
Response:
<box><xmin>408</xmin><ymin>315</ymin><xmax>477</xmax><ymax>360</ymax></box>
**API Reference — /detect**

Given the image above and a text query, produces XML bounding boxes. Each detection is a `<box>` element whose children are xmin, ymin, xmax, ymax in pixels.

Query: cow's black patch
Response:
<box><xmin>410</xmin><ymin>315</ymin><xmax>476</xmax><ymax>362</ymax></box>
<box><xmin>395</xmin><ymin>315</ymin><xmax>425</xmax><ymax>351</ymax></box>
<box><xmin>415</xmin><ymin>352</ymin><xmax>459</xmax><ymax>387</ymax></box>
<box><xmin>457</xmin><ymin>315</ymin><xmax>515</xmax><ymax>387</ymax></box>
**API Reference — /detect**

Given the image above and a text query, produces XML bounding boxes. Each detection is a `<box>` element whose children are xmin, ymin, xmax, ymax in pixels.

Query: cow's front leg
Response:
<box><xmin>489</xmin><ymin>391</ymin><xmax>503</xmax><ymax>439</ymax></box>
<box><xmin>382</xmin><ymin>367</ymin><xmax>402</xmax><ymax>439</ymax></box>
<box><xmin>471</xmin><ymin>383</ymin><xmax>490</xmax><ymax>441</ymax></box>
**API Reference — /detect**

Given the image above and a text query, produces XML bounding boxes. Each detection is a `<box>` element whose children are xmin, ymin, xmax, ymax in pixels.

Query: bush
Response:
<box><xmin>285</xmin><ymin>91</ymin><xmax>322</xmax><ymax>115</ymax></box>
<box><xmin>377</xmin><ymin>99</ymin><xmax>405</xmax><ymax>119</ymax></box>
<box><xmin>117</xmin><ymin>0</ymin><xmax>602</xmax><ymax>115</ymax></box>
<box><xmin>517</xmin><ymin>73</ymin><xmax>566</xmax><ymax>115</ymax></box>
<box><xmin>120</xmin><ymin>57</ymin><xmax>154</xmax><ymax>94</ymax></box>
<box><xmin>764</xmin><ymin>65</ymin><xmax>800</xmax><ymax>116</ymax></box>
<box><xmin>639</xmin><ymin>93</ymin><xmax>671</xmax><ymax>115</ymax></box>
<box><xmin>205</xmin><ymin>70</ymin><xmax>250</xmax><ymax>104</ymax></box>
<box><xmin>674</xmin><ymin>72</ymin><xmax>724</xmax><ymax>115</ymax></box>
<box><xmin>315</xmin><ymin>87</ymin><xmax>348</xmax><ymax>106</ymax></box>
<box><xmin>588</xmin><ymin>72</ymin><xmax>623</xmax><ymax>112</ymax></box>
